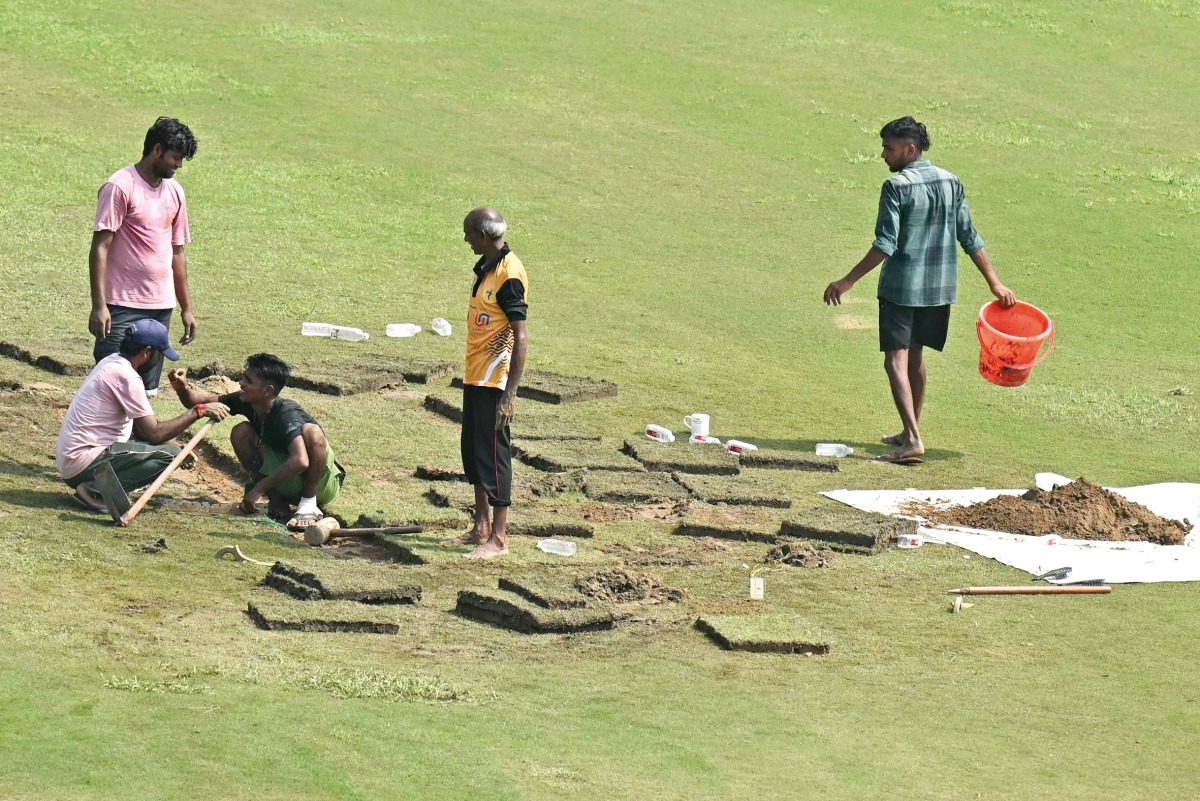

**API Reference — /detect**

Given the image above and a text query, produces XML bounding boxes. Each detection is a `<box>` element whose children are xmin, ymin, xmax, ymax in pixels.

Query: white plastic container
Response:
<box><xmin>896</xmin><ymin>534</ymin><xmax>924</xmax><ymax>549</ymax></box>
<box><xmin>645</xmin><ymin>424</ymin><xmax>675</xmax><ymax>443</ymax></box>
<box><xmin>431</xmin><ymin>318</ymin><xmax>452</xmax><ymax>336</ymax></box>
<box><xmin>386</xmin><ymin>323</ymin><xmax>422</xmax><ymax>338</ymax></box>
<box><xmin>816</xmin><ymin>443</ymin><xmax>854</xmax><ymax>457</ymax></box>
<box><xmin>688</xmin><ymin>434</ymin><xmax>722</xmax><ymax>445</ymax></box>
<box><xmin>302</xmin><ymin>322</ymin><xmax>369</xmax><ymax>342</ymax></box>
<box><xmin>536</xmin><ymin>539</ymin><xmax>577</xmax><ymax>556</ymax></box>
<box><xmin>749</xmin><ymin>576</ymin><xmax>764</xmax><ymax>600</ymax></box>
<box><xmin>724</xmin><ymin>439</ymin><xmax>758</xmax><ymax>454</ymax></box>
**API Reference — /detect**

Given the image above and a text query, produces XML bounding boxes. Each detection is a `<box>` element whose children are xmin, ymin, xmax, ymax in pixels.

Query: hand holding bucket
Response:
<box><xmin>976</xmin><ymin>301</ymin><xmax>1055</xmax><ymax>387</ymax></box>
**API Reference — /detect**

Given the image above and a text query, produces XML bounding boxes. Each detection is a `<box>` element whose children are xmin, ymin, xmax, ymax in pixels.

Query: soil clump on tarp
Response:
<box><xmin>929</xmin><ymin>478</ymin><xmax>1189</xmax><ymax>545</ymax></box>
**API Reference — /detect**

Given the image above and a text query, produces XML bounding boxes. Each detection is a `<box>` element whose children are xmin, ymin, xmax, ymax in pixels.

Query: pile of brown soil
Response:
<box><xmin>930</xmin><ymin>478</ymin><xmax>1189</xmax><ymax>545</ymax></box>
<box><xmin>766</xmin><ymin>541</ymin><xmax>834</xmax><ymax>568</ymax></box>
<box><xmin>575</xmin><ymin>569</ymin><xmax>687</xmax><ymax>604</ymax></box>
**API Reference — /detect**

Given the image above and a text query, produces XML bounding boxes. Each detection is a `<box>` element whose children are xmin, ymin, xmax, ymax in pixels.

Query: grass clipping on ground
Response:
<box><xmin>926</xmin><ymin>478</ymin><xmax>1189</xmax><ymax>544</ymax></box>
<box><xmin>695</xmin><ymin>615</ymin><xmax>830</xmax><ymax>655</ymax></box>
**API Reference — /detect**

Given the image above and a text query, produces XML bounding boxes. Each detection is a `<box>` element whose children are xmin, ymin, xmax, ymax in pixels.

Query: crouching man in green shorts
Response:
<box><xmin>169</xmin><ymin>353</ymin><xmax>345</xmax><ymax>528</ymax></box>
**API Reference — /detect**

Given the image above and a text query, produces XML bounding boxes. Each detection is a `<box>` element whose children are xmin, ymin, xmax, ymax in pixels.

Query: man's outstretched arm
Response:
<box><xmin>967</xmin><ymin>248</ymin><xmax>1016</xmax><ymax>308</ymax></box>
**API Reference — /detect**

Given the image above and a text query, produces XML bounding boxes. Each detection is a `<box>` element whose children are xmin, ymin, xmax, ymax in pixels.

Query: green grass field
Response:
<box><xmin>2</xmin><ymin>0</ymin><xmax>1200</xmax><ymax>798</ymax></box>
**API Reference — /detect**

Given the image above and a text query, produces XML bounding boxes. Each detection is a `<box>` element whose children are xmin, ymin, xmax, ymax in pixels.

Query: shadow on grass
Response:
<box><xmin>0</xmin><ymin>456</ymin><xmax>59</xmax><ymax>481</ymax></box>
<box><xmin>723</xmin><ymin>437</ymin><xmax>965</xmax><ymax>462</ymax></box>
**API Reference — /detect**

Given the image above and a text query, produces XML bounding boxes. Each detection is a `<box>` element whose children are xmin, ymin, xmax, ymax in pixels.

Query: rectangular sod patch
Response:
<box><xmin>456</xmin><ymin>588</ymin><xmax>615</xmax><ymax>633</ymax></box>
<box><xmin>0</xmin><ymin>339</ymin><xmax>91</xmax><ymax>376</ymax></box>
<box><xmin>672</xmin><ymin>503</ymin><xmax>785</xmax><ymax>543</ymax></box>
<box><xmin>266</xmin><ymin>561</ymin><xmax>422</xmax><ymax>603</ymax></box>
<box><xmin>508</xmin><ymin>520</ymin><xmax>596</xmax><ymax>539</ymax></box>
<box><xmin>452</xmin><ymin>370</ymin><xmax>618</xmax><ymax>404</ymax></box>
<box><xmin>423</xmin><ymin>393</ymin><xmax>463</xmax><ymax>423</ymax></box>
<box><xmin>674</xmin><ymin>473</ymin><xmax>793</xmax><ymax>508</ymax></box>
<box><xmin>582</xmin><ymin>469</ymin><xmax>689</xmax><ymax>503</ymax></box>
<box><xmin>695</xmin><ymin>615</ymin><xmax>831</xmax><ymax>655</ymax></box>
<box><xmin>514</xmin><ymin>440</ymin><xmax>643</xmax><ymax>472</ymax></box>
<box><xmin>497</xmin><ymin>574</ymin><xmax>588</xmax><ymax>609</ymax></box>
<box><xmin>738</xmin><ymin>448</ymin><xmax>839</xmax><ymax>472</ymax></box>
<box><xmin>622</xmin><ymin>439</ymin><xmax>740</xmax><ymax>475</ymax></box>
<box><xmin>246</xmin><ymin>591</ymin><xmax>412</xmax><ymax>634</ymax></box>
<box><xmin>778</xmin><ymin>505</ymin><xmax>915</xmax><ymax>554</ymax></box>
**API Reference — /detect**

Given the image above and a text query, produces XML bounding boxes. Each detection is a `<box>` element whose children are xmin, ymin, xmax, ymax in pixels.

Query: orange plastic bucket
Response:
<box><xmin>976</xmin><ymin>301</ymin><xmax>1054</xmax><ymax>387</ymax></box>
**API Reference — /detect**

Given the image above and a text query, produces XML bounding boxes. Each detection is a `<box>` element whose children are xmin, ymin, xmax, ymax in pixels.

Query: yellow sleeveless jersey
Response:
<box><xmin>465</xmin><ymin>248</ymin><xmax>528</xmax><ymax>390</ymax></box>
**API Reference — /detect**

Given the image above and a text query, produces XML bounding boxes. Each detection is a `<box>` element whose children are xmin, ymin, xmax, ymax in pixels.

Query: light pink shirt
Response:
<box><xmin>94</xmin><ymin>165</ymin><xmax>191</xmax><ymax>310</ymax></box>
<box><xmin>56</xmin><ymin>355</ymin><xmax>155</xmax><ymax>480</ymax></box>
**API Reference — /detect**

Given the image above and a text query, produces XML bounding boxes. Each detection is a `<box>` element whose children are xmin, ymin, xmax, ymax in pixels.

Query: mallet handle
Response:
<box><xmin>119</xmin><ymin>420</ymin><xmax>216</xmax><ymax>527</ymax></box>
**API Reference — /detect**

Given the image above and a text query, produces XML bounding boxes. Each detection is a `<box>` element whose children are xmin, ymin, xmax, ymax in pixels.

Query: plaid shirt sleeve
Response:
<box><xmin>872</xmin><ymin>181</ymin><xmax>901</xmax><ymax>256</ymax></box>
<box><xmin>955</xmin><ymin>183</ymin><xmax>985</xmax><ymax>255</ymax></box>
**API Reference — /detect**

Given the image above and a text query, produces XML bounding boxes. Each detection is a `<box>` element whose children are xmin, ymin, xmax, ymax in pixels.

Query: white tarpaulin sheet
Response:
<box><xmin>821</xmin><ymin>480</ymin><xmax>1200</xmax><ymax>584</ymax></box>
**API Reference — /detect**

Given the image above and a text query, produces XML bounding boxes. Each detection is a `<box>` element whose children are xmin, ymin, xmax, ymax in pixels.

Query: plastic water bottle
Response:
<box><xmin>896</xmin><ymin>534</ymin><xmax>924</xmax><ymax>549</ymax></box>
<box><xmin>689</xmin><ymin>434</ymin><xmax>722</xmax><ymax>445</ymax></box>
<box><xmin>302</xmin><ymin>322</ymin><xmax>370</xmax><ymax>341</ymax></box>
<box><xmin>645</xmin><ymin>424</ymin><xmax>675</xmax><ymax>443</ymax></box>
<box><xmin>431</xmin><ymin>318</ymin><xmax>452</xmax><ymax>336</ymax></box>
<box><xmin>386</xmin><ymin>323</ymin><xmax>422</xmax><ymax>338</ymax></box>
<box><xmin>724</xmin><ymin>439</ymin><xmax>758</xmax><ymax>454</ymax></box>
<box><xmin>537</xmin><ymin>539</ymin><xmax>577</xmax><ymax>556</ymax></box>
<box><xmin>816</xmin><ymin>443</ymin><xmax>854</xmax><ymax>457</ymax></box>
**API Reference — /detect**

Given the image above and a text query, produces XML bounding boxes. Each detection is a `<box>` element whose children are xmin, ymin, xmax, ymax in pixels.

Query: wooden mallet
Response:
<box><xmin>304</xmin><ymin>516</ymin><xmax>423</xmax><ymax>545</ymax></box>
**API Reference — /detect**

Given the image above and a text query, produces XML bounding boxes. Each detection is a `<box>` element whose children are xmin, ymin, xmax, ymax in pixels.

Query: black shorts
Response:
<box><xmin>879</xmin><ymin>298</ymin><xmax>951</xmax><ymax>352</ymax></box>
<box><xmin>460</xmin><ymin>385</ymin><xmax>512</xmax><ymax>508</ymax></box>
<box><xmin>93</xmin><ymin>305</ymin><xmax>174</xmax><ymax>392</ymax></box>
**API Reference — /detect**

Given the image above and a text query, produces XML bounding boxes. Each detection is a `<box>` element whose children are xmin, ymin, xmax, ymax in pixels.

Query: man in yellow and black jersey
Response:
<box><xmin>443</xmin><ymin>207</ymin><xmax>528</xmax><ymax>560</ymax></box>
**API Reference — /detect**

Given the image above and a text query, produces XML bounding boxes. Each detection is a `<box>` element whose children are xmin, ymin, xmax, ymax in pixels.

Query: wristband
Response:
<box><xmin>194</xmin><ymin>403</ymin><xmax>207</xmax><ymax>417</ymax></box>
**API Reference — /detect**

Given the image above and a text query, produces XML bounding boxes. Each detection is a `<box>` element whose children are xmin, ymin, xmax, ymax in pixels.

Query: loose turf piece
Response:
<box><xmin>246</xmin><ymin>591</ymin><xmax>412</xmax><ymax>634</ymax></box>
<box><xmin>582</xmin><ymin>470</ymin><xmax>689</xmax><ymax>503</ymax></box>
<box><xmin>779</xmin><ymin>505</ymin><xmax>915</xmax><ymax>554</ymax></box>
<box><xmin>452</xmin><ymin>370</ymin><xmax>618</xmax><ymax>404</ymax></box>
<box><xmin>765</xmin><ymin>541</ymin><xmax>835</xmax><ymax>568</ymax></box>
<box><xmin>675</xmin><ymin>473</ymin><xmax>793</xmax><ymax>508</ymax></box>
<box><xmin>456</xmin><ymin>588</ymin><xmax>614</xmax><ymax>633</ymax></box>
<box><xmin>695</xmin><ymin>615</ymin><xmax>830</xmax><ymax>655</ymax></box>
<box><xmin>738</xmin><ymin>448</ymin><xmax>839</xmax><ymax>472</ymax></box>
<box><xmin>423</xmin><ymin>394</ymin><xmax>463</xmax><ymax>423</ymax></box>
<box><xmin>508</xmin><ymin>520</ymin><xmax>596</xmax><ymax>539</ymax></box>
<box><xmin>673</xmin><ymin>503</ymin><xmax>784</xmax><ymax>543</ymax></box>
<box><xmin>498</xmin><ymin>574</ymin><xmax>588</xmax><ymax>609</ymax></box>
<box><xmin>415</xmin><ymin>465</ymin><xmax>467</xmax><ymax>482</ymax></box>
<box><xmin>514</xmin><ymin>440</ymin><xmax>643</xmax><ymax>473</ymax></box>
<box><xmin>266</xmin><ymin>561</ymin><xmax>422</xmax><ymax>603</ymax></box>
<box><xmin>424</xmin><ymin>482</ymin><xmax>478</xmax><ymax>511</ymax></box>
<box><xmin>622</xmin><ymin>439</ymin><xmax>740</xmax><ymax>476</ymax></box>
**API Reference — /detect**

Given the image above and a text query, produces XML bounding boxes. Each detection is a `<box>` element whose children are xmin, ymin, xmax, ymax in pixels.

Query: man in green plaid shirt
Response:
<box><xmin>824</xmin><ymin>116</ymin><xmax>1016</xmax><ymax>464</ymax></box>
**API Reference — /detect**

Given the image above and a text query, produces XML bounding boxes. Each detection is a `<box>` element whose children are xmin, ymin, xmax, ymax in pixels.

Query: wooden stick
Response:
<box><xmin>949</xmin><ymin>585</ymin><xmax>1111</xmax><ymax>595</ymax></box>
<box><xmin>117</xmin><ymin>420</ymin><xmax>215</xmax><ymax>527</ymax></box>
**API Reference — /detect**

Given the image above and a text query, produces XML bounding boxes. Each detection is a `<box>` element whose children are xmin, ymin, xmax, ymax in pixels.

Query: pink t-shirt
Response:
<box><xmin>56</xmin><ymin>354</ymin><xmax>155</xmax><ymax>480</ymax></box>
<box><xmin>94</xmin><ymin>165</ymin><xmax>191</xmax><ymax>310</ymax></box>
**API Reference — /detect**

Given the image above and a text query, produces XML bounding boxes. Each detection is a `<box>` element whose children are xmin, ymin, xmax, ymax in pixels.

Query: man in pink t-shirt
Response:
<box><xmin>90</xmin><ymin>117</ymin><xmax>199</xmax><ymax>396</ymax></box>
<box><xmin>57</xmin><ymin>319</ymin><xmax>229</xmax><ymax>514</ymax></box>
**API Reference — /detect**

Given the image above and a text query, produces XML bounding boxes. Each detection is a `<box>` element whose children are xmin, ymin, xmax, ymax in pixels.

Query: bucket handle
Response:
<box><xmin>977</xmin><ymin>320</ymin><xmax>1055</xmax><ymax>371</ymax></box>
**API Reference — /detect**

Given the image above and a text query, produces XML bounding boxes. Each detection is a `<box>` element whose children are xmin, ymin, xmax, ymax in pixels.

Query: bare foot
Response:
<box><xmin>464</xmin><ymin>537</ymin><xmax>508</xmax><ymax>560</ymax></box>
<box><xmin>441</xmin><ymin>523</ymin><xmax>490</xmax><ymax>547</ymax></box>
<box><xmin>881</xmin><ymin>433</ymin><xmax>907</xmax><ymax>447</ymax></box>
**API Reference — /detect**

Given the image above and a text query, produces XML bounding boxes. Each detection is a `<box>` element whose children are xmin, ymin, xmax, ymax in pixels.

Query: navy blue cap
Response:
<box><xmin>128</xmin><ymin>319</ymin><xmax>180</xmax><ymax>361</ymax></box>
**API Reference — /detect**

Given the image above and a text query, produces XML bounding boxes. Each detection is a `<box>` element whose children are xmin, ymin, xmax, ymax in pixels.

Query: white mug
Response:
<box><xmin>682</xmin><ymin>413</ymin><xmax>710</xmax><ymax>437</ymax></box>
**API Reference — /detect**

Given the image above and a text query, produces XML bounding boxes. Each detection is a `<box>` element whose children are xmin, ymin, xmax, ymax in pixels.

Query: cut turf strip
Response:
<box><xmin>498</xmin><ymin>575</ymin><xmax>588</xmax><ymax>609</ymax></box>
<box><xmin>622</xmin><ymin>439</ymin><xmax>740</xmax><ymax>475</ymax></box>
<box><xmin>674</xmin><ymin>473</ymin><xmax>793</xmax><ymax>508</ymax></box>
<box><xmin>423</xmin><ymin>394</ymin><xmax>463</xmax><ymax>423</ymax></box>
<box><xmin>452</xmin><ymin>370</ymin><xmax>618</xmax><ymax>404</ymax></box>
<box><xmin>582</xmin><ymin>469</ymin><xmax>689</xmax><ymax>503</ymax></box>
<box><xmin>246</xmin><ymin>591</ymin><xmax>413</xmax><ymax>634</ymax></box>
<box><xmin>514</xmin><ymin>441</ymin><xmax>643</xmax><ymax>473</ymax></box>
<box><xmin>738</xmin><ymin>449</ymin><xmax>839</xmax><ymax>472</ymax></box>
<box><xmin>672</xmin><ymin>504</ymin><xmax>785</xmax><ymax>543</ymax></box>
<box><xmin>508</xmin><ymin>520</ymin><xmax>596</xmax><ymax>539</ymax></box>
<box><xmin>778</xmin><ymin>506</ymin><xmax>914</xmax><ymax>554</ymax></box>
<box><xmin>266</xmin><ymin>561</ymin><xmax>422</xmax><ymax>603</ymax></box>
<box><xmin>424</xmin><ymin>483</ymin><xmax>478</xmax><ymax>511</ymax></box>
<box><xmin>0</xmin><ymin>340</ymin><xmax>91</xmax><ymax>375</ymax></box>
<box><xmin>456</xmin><ymin>588</ymin><xmax>614</xmax><ymax>633</ymax></box>
<box><xmin>695</xmin><ymin>615</ymin><xmax>830</xmax><ymax>655</ymax></box>
<box><xmin>415</xmin><ymin>465</ymin><xmax>467</xmax><ymax>482</ymax></box>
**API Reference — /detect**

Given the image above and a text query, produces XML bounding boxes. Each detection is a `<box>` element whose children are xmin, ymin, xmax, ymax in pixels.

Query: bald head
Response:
<box><xmin>465</xmin><ymin>207</ymin><xmax>507</xmax><ymax>241</ymax></box>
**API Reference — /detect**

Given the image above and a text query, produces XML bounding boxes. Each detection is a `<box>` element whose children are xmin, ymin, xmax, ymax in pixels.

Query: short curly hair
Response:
<box><xmin>143</xmin><ymin>117</ymin><xmax>198</xmax><ymax>159</ymax></box>
<box><xmin>879</xmin><ymin>116</ymin><xmax>931</xmax><ymax>152</ymax></box>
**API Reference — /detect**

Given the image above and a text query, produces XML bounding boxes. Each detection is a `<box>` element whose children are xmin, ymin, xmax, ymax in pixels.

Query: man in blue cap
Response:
<box><xmin>56</xmin><ymin>319</ymin><xmax>229</xmax><ymax>513</ymax></box>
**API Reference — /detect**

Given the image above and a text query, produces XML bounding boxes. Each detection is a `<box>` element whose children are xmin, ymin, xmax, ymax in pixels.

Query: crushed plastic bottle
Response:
<box><xmin>386</xmin><ymin>323</ymin><xmax>422</xmax><ymax>338</ymax></box>
<box><xmin>645</xmin><ymin>424</ymin><xmax>675</xmax><ymax>443</ymax></box>
<box><xmin>896</xmin><ymin>534</ymin><xmax>924</xmax><ymax>549</ymax></box>
<box><xmin>688</xmin><ymin>434</ymin><xmax>722</xmax><ymax>445</ymax></box>
<box><xmin>302</xmin><ymin>322</ymin><xmax>369</xmax><ymax>341</ymax></box>
<box><xmin>431</xmin><ymin>318</ymin><xmax>452</xmax><ymax>336</ymax></box>
<box><xmin>536</xmin><ymin>539</ymin><xmax>577</xmax><ymax>556</ymax></box>
<box><xmin>724</xmin><ymin>439</ymin><xmax>758</xmax><ymax>454</ymax></box>
<box><xmin>815</xmin><ymin>443</ymin><xmax>854</xmax><ymax>457</ymax></box>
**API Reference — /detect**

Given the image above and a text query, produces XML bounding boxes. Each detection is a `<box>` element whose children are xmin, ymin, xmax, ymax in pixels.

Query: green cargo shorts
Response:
<box><xmin>260</xmin><ymin>444</ymin><xmax>344</xmax><ymax>506</ymax></box>
<box><xmin>66</xmin><ymin>440</ymin><xmax>182</xmax><ymax>495</ymax></box>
